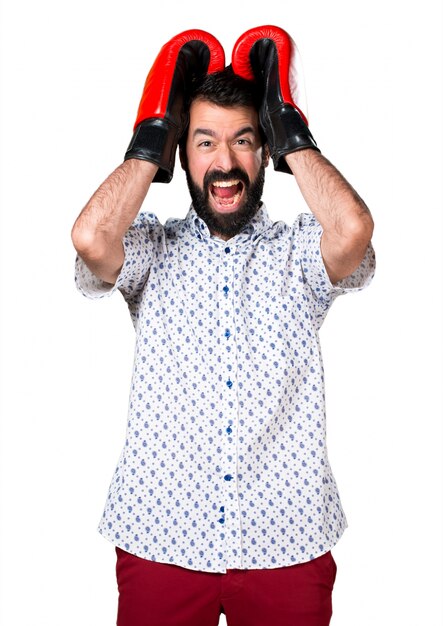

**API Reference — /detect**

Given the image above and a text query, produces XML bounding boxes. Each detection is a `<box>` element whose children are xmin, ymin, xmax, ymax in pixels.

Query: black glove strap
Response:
<box><xmin>124</xmin><ymin>118</ymin><xmax>183</xmax><ymax>183</ymax></box>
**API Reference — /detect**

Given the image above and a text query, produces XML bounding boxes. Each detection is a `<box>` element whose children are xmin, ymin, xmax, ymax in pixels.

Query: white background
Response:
<box><xmin>1</xmin><ymin>0</ymin><xmax>442</xmax><ymax>624</ymax></box>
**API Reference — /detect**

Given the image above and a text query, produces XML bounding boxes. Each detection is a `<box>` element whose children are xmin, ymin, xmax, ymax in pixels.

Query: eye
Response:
<box><xmin>235</xmin><ymin>137</ymin><xmax>255</xmax><ymax>149</ymax></box>
<box><xmin>198</xmin><ymin>140</ymin><xmax>213</xmax><ymax>148</ymax></box>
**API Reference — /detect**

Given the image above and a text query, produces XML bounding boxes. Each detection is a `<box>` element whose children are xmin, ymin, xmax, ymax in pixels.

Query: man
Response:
<box><xmin>72</xmin><ymin>26</ymin><xmax>375</xmax><ymax>626</ymax></box>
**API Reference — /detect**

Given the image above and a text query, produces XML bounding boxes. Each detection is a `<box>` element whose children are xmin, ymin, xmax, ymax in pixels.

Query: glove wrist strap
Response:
<box><xmin>124</xmin><ymin>118</ymin><xmax>183</xmax><ymax>183</ymax></box>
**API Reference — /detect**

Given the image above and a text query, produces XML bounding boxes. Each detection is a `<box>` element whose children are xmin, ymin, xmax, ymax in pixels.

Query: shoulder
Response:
<box><xmin>130</xmin><ymin>211</ymin><xmax>163</xmax><ymax>231</ymax></box>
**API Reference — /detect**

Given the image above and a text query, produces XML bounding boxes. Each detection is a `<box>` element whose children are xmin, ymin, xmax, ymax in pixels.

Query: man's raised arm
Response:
<box><xmin>71</xmin><ymin>159</ymin><xmax>158</xmax><ymax>285</ymax></box>
<box><xmin>232</xmin><ymin>25</ymin><xmax>374</xmax><ymax>284</ymax></box>
<box><xmin>285</xmin><ymin>150</ymin><xmax>373</xmax><ymax>284</ymax></box>
<box><xmin>71</xmin><ymin>29</ymin><xmax>225</xmax><ymax>284</ymax></box>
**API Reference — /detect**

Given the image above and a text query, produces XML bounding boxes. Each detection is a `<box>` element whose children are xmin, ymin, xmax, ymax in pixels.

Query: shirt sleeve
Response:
<box><xmin>74</xmin><ymin>212</ymin><xmax>162</xmax><ymax>302</ymax></box>
<box><xmin>295</xmin><ymin>212</ymin><xmax>376</xmax><ymax>328</ymax></box>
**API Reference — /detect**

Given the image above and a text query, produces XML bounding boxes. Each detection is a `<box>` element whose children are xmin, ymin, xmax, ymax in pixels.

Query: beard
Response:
<box><xmin>185</xmin><ymin>164</ymin><xmax>266</xmax><ymax>239</ymax></box>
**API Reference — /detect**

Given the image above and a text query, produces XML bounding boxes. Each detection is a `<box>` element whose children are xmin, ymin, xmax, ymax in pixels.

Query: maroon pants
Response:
<box><xmin>115</xmin><ymin>547</ymin><xmax>337</xmax><ymax>626</ymax></box>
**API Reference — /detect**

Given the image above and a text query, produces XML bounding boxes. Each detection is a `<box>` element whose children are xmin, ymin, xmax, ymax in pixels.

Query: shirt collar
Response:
<box><xmin>185</xmin><ymin>202</ymin><xmax>274</xmax><ymax>244</ymax></box>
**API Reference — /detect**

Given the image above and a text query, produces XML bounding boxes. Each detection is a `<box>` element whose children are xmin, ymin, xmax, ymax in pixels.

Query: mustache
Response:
<box><xmin>203</xmin><ymin>167</ymin><xmax>250</xmax><ymax>189</ymax></box>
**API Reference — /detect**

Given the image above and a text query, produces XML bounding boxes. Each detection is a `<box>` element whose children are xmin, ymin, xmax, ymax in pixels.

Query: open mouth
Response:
<box><xmin>209</xmin><ymin>179</ymin><xmax>245</xmax><ymax>212</ymax></box>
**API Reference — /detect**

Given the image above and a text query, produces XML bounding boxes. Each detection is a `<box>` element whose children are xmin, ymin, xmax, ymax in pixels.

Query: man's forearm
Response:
<box><xmin>285</xmin><ymin>149</ymin><xmax>372</xmax><ymax>236</ymax></box>
<box><xmin>71</xmin><ymin>159</ymin><xmax>158</xmax><ymax>283</ymax></box>
<box><xmin>285</xmin><ymin>149</ymin><xmax>374</xmax><ymax>283</ymax></box>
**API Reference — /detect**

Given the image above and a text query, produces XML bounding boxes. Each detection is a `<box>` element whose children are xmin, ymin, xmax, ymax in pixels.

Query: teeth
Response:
<box><xmin>212</xmin><ymin>180</ymin><xmax>240</xmax><ymax>188</ymax></box>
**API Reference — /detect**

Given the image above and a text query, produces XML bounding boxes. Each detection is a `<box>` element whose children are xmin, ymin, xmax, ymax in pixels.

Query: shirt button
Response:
<box><xmin>226</xmin><ymin>426</ymin><xmax>232</xmax><ymax>434</ymax></box>
<box><xmin>226</xmin><ymin>379</ymin><xmax>233</xmax><ymax>389</ymax></box>
<box><xmin>224</xmin><ymin>474</ymin><xmax>233</xmax><ymax>481</ymax></box>
<box><xmin>223</xmin><ymin>285</ymin><xmax>229</xmax><ymax>295</ymax></box>
<box><xmin>224</xmin><ymin>247</ymin><xmax>231</xmax><ymax>254</ymax></box>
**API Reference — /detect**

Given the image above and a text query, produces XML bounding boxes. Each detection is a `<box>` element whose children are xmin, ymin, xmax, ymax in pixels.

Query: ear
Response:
<box><xmin>262</xmin><ymin>143</ymin><xmax>270</xmax><ymax>168</ymax></box>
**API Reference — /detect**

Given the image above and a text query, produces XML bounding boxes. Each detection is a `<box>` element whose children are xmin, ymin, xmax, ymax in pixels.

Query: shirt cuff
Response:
<box><xmin>74</xmin><ymin>255</ymin><xmax>122</xmax><ymax>299</ymax></box>
<box><xmin>325</xmin><ymin>241</ymin><xmax>376</xmax><ymax>295</ymax></box>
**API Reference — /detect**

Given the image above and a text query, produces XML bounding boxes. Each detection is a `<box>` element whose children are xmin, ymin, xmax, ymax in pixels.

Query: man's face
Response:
<box><xmin>183</xmin><ymin>100</ymin><xmax>268</xmax><ymax>240</ymax></box>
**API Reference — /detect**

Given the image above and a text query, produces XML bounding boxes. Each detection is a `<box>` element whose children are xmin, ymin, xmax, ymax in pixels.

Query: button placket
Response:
<box><xmin>218</xmin><ymin>243</ymin><xmax>243</xmax><ymax>567</ymax></box>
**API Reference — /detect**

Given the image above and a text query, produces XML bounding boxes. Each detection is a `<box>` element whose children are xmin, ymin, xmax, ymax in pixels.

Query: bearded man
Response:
<box><xmin>72</xmin><ymin>26</ymin><xmax>375</xmax><ymax>626</ymax></box>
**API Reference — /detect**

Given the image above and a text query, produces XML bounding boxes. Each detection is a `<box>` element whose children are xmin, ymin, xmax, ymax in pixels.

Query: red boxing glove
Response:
<box><xmin>232</xmin><ymin>25</ymin><xmax>319</xmax><ymax>174</ymax></box>
<box><xmin>125</xmin><ymin>30</ymin><xmax>225</xmax><ymax>182</ymax></box>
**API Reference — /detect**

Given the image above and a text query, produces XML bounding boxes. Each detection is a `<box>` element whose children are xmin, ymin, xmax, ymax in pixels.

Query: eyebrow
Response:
<box><xmin>192</xmin><ymin>126</ymin><xmax>256</xmax><ymax>140</ymax></box>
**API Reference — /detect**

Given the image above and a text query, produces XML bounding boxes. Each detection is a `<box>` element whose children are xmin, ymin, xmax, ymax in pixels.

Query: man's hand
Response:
<box><xmin>125</xmin><ymin>29</ymin><xmax>225</xmax><ymax>182</ymax></box>
<box><xmin>231</xmin><ymin>25</ymin><xmax>319</xmax><ymax>174</ymax></box>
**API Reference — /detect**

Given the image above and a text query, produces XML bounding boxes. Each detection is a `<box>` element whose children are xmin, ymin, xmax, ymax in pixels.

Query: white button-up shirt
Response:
<box><xmin>75</xmin><ymin>203</ymin><xmax>375</xmax><ymax>573</ymax></box>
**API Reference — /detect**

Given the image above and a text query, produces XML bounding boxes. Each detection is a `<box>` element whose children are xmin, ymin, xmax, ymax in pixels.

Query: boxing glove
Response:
<box><xmin>125</xmin><ymin>30</ymin><xmax>225</xmax><ymax>182</ymax></box>
<box><xmin>232</xmin><ymin>25</ymin><xmax>319</xmax><ymax>174</ymax></box>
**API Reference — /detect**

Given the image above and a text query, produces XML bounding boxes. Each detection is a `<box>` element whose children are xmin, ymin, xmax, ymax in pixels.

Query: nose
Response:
<box><xmin>212</xmin><ymin>144</ymin><xmax>238</xmax><ymax>172</ymax></box>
